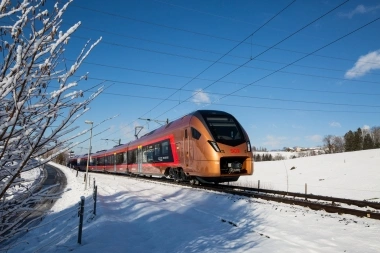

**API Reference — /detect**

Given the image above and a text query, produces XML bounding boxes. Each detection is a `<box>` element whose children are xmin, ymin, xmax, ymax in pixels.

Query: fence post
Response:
<box><xmin>305</xmin><ymin>183</ymin><xmax>307</xmax><ymax>200</ymax></box>
<box><xmin>78</xmin><ymin>196</ymin><xmax>85</xmax><ymax>244</ymax></box>
<box><xmin>258</xmin><ymin>180</ymin><xmax>260</xmax><ymax>192</ymax></box>
<box><xmin>93</xmin><ymin>185</ymin><xmax>97</xmax><ymax>215</ymax></box>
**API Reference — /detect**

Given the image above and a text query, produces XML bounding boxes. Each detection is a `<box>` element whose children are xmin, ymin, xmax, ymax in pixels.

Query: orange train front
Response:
<box><xmin>68</xmin><ymin>110</ymin><xmax>254</xmax><ymax>184</ymax></box>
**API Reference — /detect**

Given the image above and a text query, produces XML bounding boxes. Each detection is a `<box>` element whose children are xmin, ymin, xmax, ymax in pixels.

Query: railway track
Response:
<box><xmin>198</xmin><ymin>184</ymin><xmax>380</xmax><ymax>220</ymax></box>
<box><xmin>90</xmin><ymin>170</ymin><xmax>380</xmax><ymax>220</ymax></box>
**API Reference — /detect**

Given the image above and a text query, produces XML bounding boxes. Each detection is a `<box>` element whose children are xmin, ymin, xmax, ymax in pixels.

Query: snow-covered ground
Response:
<box><xmin>240</xmin><ymin>149</ymin><xmax>380</xmax><ymax>200</ymax></box>
<box><xmin>5</xmin><ymin>168</ymin><xmax>43</xmax><ymax>201</ymax></box>
<box><xmin>2</xmin><ymin>149</ymin><xmax>380</xmax><ymax>252</ymax></box>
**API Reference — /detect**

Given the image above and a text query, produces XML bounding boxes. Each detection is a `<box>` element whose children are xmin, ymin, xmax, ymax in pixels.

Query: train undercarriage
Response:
<box><xmin>163</xmin><ymin>167</ymin><xmax>240</xmax><ymax>185</ymax></box>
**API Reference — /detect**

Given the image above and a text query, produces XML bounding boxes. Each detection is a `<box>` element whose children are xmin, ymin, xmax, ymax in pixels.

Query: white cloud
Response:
<box><xmin>345</xmin><ymin>50</ymin><xmax>380</xmax><ymax>79</ymax></box>
<box><xmin>363</xmin><ymin>125</ymin><xmax>370</xmax><ymax>130</ymax></box>
<box><xmin>306</xmin><ymin>135</ymin><xmax>322</xmax><ymax>143</ymax></box>
<box><xmin>192</xmin><ymin>89</ymin><xmax>210</xmax><ymax>105</ymax></box>
<box><xmin>330</xmin><ymin>121</ymin><xmax>341</xmax><ymax>127</ymax></box>
<box><xmin>262</xmin><ymin>135</ymin><xmax>287</xmax><ymax>148</ymax></box>
<box><xmin>339</xmin><ymin>4</ymin><xmax>380</xmax><ymax>18</ymax></box>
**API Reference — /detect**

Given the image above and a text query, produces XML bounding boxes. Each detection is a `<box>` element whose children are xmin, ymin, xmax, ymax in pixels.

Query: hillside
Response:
<box><xmin>238</xmin><ymin>149</ymin><xmax>380</xmax><ymax>200</ymax></box>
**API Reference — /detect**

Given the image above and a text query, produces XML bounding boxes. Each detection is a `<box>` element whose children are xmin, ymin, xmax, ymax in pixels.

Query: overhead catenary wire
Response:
<box><xmin>63</xmin><ymin>2</ymin><xmax>379</xmax><ymax>148</ymax></box>
<box><xmin>70</xmin><ymin>1</ymin><xmax>298</xmax><ymax>145</ymax></box>
<box><xmin>219</xmin><ymin>16</ymin><xmax>380</xmax><ymax>100</ymax></box>
<box><xmin>71</xmin><ymin>3</ymin><xmax>380</xmax><ymax>66</ymax></box>
<box><xmin>70</xmin><ymin>83</ymin><xmax>380</xmax><ymax>108</ymax></box>
<box><xmin>67</xmin><ymin>23</ymin><xmax>380</xmax><ymax>71</ymax></box>
<box><xmin>153</xmin><ymin>0</ymin><xmax>354</xmax><ymax>120</ymax></box>
<box><xmin>71</xmin><ymin>57</ymin><xmax>380</xmax><ymax>86</ymax></box>
<box><xmin>138</xmin><ymin>0</ymin><xmax>297</xmax><ymax>119</ymax></box>
<box><xmin>81</xmin><ymin>75</ymin><xmax>380</xmax><ymax>97</ymax></box>
<box><xmin>86</xmin><ymin>1</ymin><xmax>367</xmax><ymax>146</ymax></box>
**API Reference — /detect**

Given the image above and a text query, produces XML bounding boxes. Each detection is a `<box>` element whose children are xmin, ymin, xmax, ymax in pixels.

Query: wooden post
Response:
<box><xmin>93</xmin><ymin>185</ymin><xmax>97</xmax><ymax>215</ymax></box>
<box><xmin>78</xmin><ymin>196</ymin><xmax>85</xmax><ymax>244</ymax></box>
<box><xmin>258</xmin><ymin>180</ymin><xmax>260</xmax><ymax>192</ymax></box>
<box><xmin>305</xmin><ymin>183</ymin><xmax>307</xmax><ymax>200</ymax></box>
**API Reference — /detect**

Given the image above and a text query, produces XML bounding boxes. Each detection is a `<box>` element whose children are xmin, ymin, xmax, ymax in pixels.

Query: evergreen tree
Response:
<box><xmin>344</xmin><ymin>130</ymin><xmax>355</xmax><ymax>152</ymax></box>
<box><xmin>354</xmin><ymin>128</ymin><xmax>363</xmax><ymax>150</ymax></box>
<box><xmin>363</xmin><ymin>134</ymin><xmax>374</xmax><ymax>150</ymax></box>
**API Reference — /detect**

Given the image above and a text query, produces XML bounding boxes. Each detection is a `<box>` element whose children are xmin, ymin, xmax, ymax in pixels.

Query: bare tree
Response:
<box><xmin>0</xmin><ymin>0</ymin><xmax>102</xmax><ymax>241</ymax></box>
<box><xmin>371</xmin><ymin>126</ymin><xmax>380</xmax><ymax>148</ymax></box>
<box><xmin>323</xmin><ymin>135</ymin><xmax>334</xmax><ymax>154</ymax></box>
<box><xmin>332</xmin><ymin>136</ymin><xmax>345</xmax><ymax>153</ymax></box>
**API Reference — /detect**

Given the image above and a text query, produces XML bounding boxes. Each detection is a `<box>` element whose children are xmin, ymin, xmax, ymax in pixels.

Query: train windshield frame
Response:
<box><xmin>202</xmin><ymin>113</ymin><xmax>246</xmax><ymax>146</ymax></box>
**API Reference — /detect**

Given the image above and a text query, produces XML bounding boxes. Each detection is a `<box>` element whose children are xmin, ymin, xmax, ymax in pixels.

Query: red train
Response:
<box><xmin>68</xmin><ymin>110</ymin><xmax>254</xmax><ymax>184</ymax></box>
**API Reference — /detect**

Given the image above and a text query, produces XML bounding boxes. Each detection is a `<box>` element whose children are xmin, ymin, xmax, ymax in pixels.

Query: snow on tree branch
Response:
<box><xmin>0</xmin><ymin>0</ymin><xmax>103</xmax><ymax>241</ymax></box>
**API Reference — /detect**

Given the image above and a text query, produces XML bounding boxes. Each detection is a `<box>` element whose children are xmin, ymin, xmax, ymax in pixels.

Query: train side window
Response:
<box><xmin>154</xmin><ymin>144</ymin><xmax>160</xmax><ymax>156</ymax></box>
<box><xmin>133</xmin><ymin>150</ymin><xmax>137</xmax><ymax>163</ymax></box>
<box><xmin>109</xmin><ymin>155</ymin><xmax>114</xmax><ymax>165</ymax></box>
<box><xmin>123</xmin><ymin>152</ymin><xmax>127</xmax><ymax>164</ymax></box>
<box><xmin>162</xmin><ymin>141</ymin><xmax>169</xmax><ymax>155</ymax></box>
<box><xmin>191</xmin><ymin>127</ymin><xmax>201</xmax><ymax>140</ymax></box>
<box><xmin>116</xmin><ymin>153</ymin><xmax>123</xmax><ymax>164</ymax></box>
<box><xmin>98</xmin><ymin>157</ymin><xmax>104</xmax><ymax>166</ymax></box>
<box><xmin>127</xmin><ymin>150</ymin><xmax>135</xmax><ymax>164</ymax></box>
<box><xmin>185</xmin><ymin>129</ymin><xmax>188</xmax><ymax>139</ymax></box>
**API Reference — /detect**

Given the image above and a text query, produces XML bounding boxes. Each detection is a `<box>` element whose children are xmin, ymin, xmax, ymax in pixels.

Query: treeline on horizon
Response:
<box><xmin>324</xmin><ymin>126</ymin><xmax>380</xmax><ymax>154</ymax></box>
<box><xmin>251</xmin><ymin>126</ymin><xmax>380</xmax><ymax>162</ymax></box>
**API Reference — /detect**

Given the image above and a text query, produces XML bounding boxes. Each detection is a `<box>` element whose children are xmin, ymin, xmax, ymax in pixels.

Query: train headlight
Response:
<box><xmin>208</xmin><ymin>140</ymin><xmax>221</xmax><ymax>152</ymax></box>
<box><xmin>247</xmin><ymin>141</ymin><xmax>251</xmax><ymax>152</ymax></box>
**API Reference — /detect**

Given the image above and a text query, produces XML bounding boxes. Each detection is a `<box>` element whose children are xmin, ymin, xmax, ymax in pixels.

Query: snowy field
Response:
<box><xmin>240</xmin><ymin>149</ymin><xmax>380</xmax><ymax>200</ymax></box>
<box><xmin>2</xmin><ymin>149</ymin><xmax>380</xmax><ymax>252</ymax></box>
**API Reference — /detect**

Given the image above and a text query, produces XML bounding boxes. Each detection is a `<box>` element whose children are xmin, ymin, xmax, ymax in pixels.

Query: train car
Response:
<box><xmin>67</xmin><ymin>154</ymin><xmax>86</xmax><ymax>170</ymax></box>
<box><xmin>70</xmin><ymin>110</ymin><xmax>254</xmax><ymax>184</ymax></box>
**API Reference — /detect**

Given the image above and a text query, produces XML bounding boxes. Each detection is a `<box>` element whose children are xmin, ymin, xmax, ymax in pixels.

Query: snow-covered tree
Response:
<box><xmin>0</xmin><ymin>0</ymin><xmax>102</xmax><ymax>241</ymax></box>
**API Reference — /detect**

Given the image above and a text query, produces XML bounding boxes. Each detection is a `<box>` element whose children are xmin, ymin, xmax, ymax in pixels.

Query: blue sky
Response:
<box><xmin>59</xmin><ymin>0</ymin><xmax>380</xmax><ymax>154</ymax></box>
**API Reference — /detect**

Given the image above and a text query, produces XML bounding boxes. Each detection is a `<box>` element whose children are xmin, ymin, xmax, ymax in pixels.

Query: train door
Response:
<box><xmin>184</xmin><ymin>128</ymin><xmax>192</xmax><ymax>168</ymax></box>
<box><xmin>137</xmin><ymin>145</ymin><xmax>143</xmax><ymax>173</ymax></box>
<box><xmin>113</xmin><ymin>153</ymin><xmax>116</xmax><ymax>172</ymax></box>
<box><xmin>176</xmin><ymin>141</ymin><xmax>182</xmax><ymax>164</ymax></box>
<box><xmin>124</xmin><ymin>151</ymin><xmax>128</xmax><ymax>173</ymax></box>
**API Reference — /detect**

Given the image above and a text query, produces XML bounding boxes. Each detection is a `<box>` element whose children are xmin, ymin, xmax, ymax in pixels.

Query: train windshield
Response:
<box><xmin>203</xmin><ymin>114</ymin><xmax>245</xmax><ymax>146</ymax></box>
